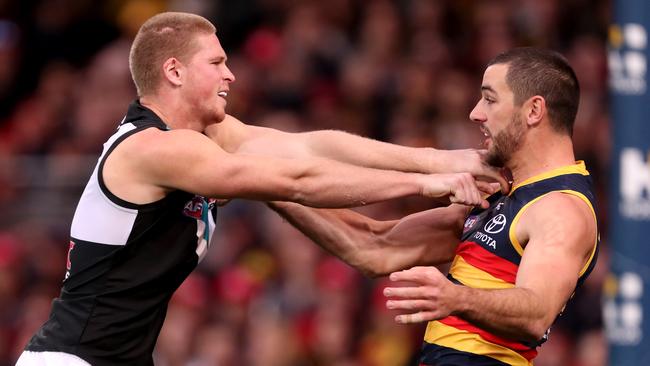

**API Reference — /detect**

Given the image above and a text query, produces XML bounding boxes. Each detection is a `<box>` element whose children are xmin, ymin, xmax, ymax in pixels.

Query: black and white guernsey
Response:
<box><xmin>25</xmin><ymin>101</ymin><xmax>217</xmax><ymax>365</ymax></box>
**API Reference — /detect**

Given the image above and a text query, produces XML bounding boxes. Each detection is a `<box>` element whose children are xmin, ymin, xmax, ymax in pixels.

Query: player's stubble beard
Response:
<box><xmin>485</xmin><ymin>111</ymin><xmax>526</xmax><ymax>168</ymax></box>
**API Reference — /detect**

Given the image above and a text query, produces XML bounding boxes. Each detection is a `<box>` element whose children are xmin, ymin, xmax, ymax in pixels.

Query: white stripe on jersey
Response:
<box><xmin>16</xmin><ymin>351</ymin><xmax>92</xmax><ymax>366</ymax></box>
<box><xmin>70</xmin><ymin>123</ymin><xmax>138</xmax><ymax>245</ymax></box>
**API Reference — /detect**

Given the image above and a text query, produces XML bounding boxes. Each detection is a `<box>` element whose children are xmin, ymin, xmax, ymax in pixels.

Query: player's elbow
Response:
<box><xmin>338</xmin><ymin>248</ymin><xmax>387</xmax><ymax>278</ymax></box>
<box><xmin>225</xmin><ymin>158</ymin><xmax>329</xmax><ymax>206</ymax></box>
<box><xmin>284</xmin><ymin>178</ymin><xmax>323</xmax><ymax>207</ymax></box>
<box><xmin>519</xmin><ymin>318</ymin><xmax>552</xmax><ymax>343</ymax></box>
<box><xmin>355</xmin><ymin>254</ymin><xmax>393</xmax><ymax>278</ymax></box>
<box><xmin>349</xmin><ymin>259</ymin><xmax>393</xmax><ymax>278</ymax></box>
<box><xmin>361</xmin><ymin>255</ymin><xmax>404</xmax><ymax>278</ymax></box>
<box><xmin>269</xmin><ymin>172</ymin><xmax>320</xmax><ymax>207</ymax></box>
<box><xmin>354</xmin><ymin>245</ymin><xmax>403</xmax><ymax>278</ymax></box>
<box><xmin>280</xmin><ymin>169</ymin><xmax>336</xmax><ymax>208</ymax></box>
<box><xmin>354</xmin><ymin>263</ymin><xmax>385</xmax><ymax>278</ymax></box>
<box><xmin>340</xmin><ymin>234</ymin><xmax>393</xmax><ymax>278</ymax></box>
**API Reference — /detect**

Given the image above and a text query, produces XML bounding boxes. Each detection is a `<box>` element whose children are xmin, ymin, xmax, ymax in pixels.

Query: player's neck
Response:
<box><xmin>507</xmin><ymin>133</ymin><xmax>576</xmax><ymax>187</ymax></box>
<box><xmin>140</xmin><ymin>94</ymin><xmax>205</xmax><ymax>132</ymax></box>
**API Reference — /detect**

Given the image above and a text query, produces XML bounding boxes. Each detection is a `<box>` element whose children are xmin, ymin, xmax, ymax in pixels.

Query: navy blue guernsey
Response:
<box><xmin>25</xmin><ymin>101</ymin><xmax>217</xmax><ymax>365</ymax></box>
<box><xmin>421</xmin><ymin>162</ymin><xmax>599</xmax><ymax>366</ymax></box>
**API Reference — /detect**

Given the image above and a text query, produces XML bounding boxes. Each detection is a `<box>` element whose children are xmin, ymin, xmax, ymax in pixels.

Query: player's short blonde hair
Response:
<box><xmin>129</xmin><ymin>12</ymin><xmax>216</xmax><ymax>96</ymax></box>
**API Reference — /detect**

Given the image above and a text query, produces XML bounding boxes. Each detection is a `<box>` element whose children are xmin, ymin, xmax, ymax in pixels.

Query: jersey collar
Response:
<box><xmin>121</xmin><ymin>99</ymin><xmax>170</xmax><ymax>130</ymax></box>
<box><xmin>508</xmin><ymin>161</ymin><xmax>589</xmax><ymax>196</ymax></box>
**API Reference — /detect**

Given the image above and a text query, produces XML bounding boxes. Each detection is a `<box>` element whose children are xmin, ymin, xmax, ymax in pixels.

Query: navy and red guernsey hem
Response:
<box><xmin>419</xmin><ymin>342</ymin><xmax>512</xmax><ymax>366</ymax></box>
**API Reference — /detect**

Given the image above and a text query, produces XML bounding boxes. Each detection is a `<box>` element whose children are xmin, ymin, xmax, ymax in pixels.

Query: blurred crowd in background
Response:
<box><xmin>0</xmin><ymin>0</ymin><xmax>611</xmax><ymax>365</ymax></box>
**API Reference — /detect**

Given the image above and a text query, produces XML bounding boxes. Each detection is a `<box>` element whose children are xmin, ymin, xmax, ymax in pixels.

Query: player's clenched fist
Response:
<box><xmin>420</xmin><ymin>173</ymin><xmax>498</xmax><ymax>208</ymax></box>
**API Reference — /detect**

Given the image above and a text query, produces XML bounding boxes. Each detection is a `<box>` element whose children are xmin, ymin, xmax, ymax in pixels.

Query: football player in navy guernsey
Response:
<box><xmin>270</xmin><ymin>47</ymin><xmax>598</xmax><ymax>366</ymax></box>
<box><xmin>16</xmin><ymin>11</ymin><xmax>509</xmax><ymax>366</ymax></box>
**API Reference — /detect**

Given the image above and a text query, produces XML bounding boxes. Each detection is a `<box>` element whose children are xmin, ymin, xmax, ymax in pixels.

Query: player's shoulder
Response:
<box><xmin>126</xmin><ymin>126</ymin><xmax>208</xmax><ymax>145</ymax></box>
<box><xmin>533</xmin><ymin>191</ymin><xmax>591</xmax><ymax>214</ymax></box>
<box><xmin>114</xmin><ymin>127</ymin><xmax>217</xmax><ymax>166</ymax></box>
<box><xmin>523</xmin><ymin>191</ymin><xmax>595</xmax><ymax>232</ymax></box>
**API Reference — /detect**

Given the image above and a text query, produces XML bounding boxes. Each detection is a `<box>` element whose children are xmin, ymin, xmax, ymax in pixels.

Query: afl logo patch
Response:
<box><xmin>484</xmin><ymin>214</ymin><xmax>507</xmax><ymax>234</ymax></box>
<box><xmin>464</xmin><ymin>217</ymin><xmax>478</xmax><ymax>231</ymax></box>
<box><xmin>183</xmin><ymin>196</ymin><xmax>205</xmax><ymax>219</ymax></box>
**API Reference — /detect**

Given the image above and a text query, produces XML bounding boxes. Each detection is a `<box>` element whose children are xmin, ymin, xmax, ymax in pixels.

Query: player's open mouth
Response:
<box><xmin>217</xmin><ymin>91</ymin><xmax>228</xmax><ymax>98</ymax></box>
<box><xmin>480</xmin><ymin>126</ymin><xmax>490</xmax><ymax>138</ymax></box>
<box><xmin>480</xmin><ymin>126</ymin><xmax>492</xmax><ymax>147</ymax></box>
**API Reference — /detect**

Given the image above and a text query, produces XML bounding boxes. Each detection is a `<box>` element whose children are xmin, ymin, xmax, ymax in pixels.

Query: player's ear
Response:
<box><xmin>162</xmin><ymin>57</ymin><xmax>183</xmax><ymax>87</ymax></box>
<box><xmin>524</xmin><ymin>96</ymin><xmax>545</xmax><ymax>127</ymax></box>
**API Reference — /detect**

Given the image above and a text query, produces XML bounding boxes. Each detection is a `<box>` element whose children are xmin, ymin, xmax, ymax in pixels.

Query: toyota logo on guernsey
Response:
<box><xmin>484</xmin><ymin>214</ymin><xmax>507</xmax><ymax>234</ymax></box>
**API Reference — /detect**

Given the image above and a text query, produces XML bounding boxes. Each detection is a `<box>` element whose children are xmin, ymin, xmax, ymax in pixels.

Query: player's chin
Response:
<box><xmin>483</xmin><ymin>137</ymin><xmax>493</xmax><ymax>149</ymax></box>
<box><xmin>214</xmin><ymin>109</ymin><xmax>226</xmax><ymax>123</ymax></box>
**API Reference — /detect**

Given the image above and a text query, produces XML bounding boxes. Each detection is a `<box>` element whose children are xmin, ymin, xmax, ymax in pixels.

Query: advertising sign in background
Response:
<box><xmin>605</xmin><ymin>1</ymin><xmax>650</xmax><ymax>364</ymax></box>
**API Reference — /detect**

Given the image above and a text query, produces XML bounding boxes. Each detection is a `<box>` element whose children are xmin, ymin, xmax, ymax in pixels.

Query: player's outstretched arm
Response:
<box><xmin>111</xmin><ymin>127</ymin><xmax>493</xmax><ymax>208</ymax></box>
<box><xmin>384</xmin><ymin>192</ymin><xmax>597</xmax><ymax>342</ymax></box>
<box><xmin>268</xmin><ymin>202</ymin><xmax>471</xmax><ymax>277</ymax></box>
<box><xmin>206</xmin><ymin>115</ymin><xmax>509</xmax><ymax>192</ymax></box>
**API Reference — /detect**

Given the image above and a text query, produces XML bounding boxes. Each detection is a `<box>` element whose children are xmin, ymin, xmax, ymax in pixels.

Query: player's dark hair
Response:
<box><xmin>488</xmin><ymin>47</ymin><xmax>580</xmax><ymax>136</ymax></box>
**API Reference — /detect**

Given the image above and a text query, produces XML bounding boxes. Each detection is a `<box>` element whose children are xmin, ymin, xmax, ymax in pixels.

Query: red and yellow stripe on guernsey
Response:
<box><xmin>429</xmin><ymin>242</ymin><xmax>536</xmax><ymax>364</ymax></box>
<box><xmin>424</xmin><ymin>318</ymin><xmax>536</xmax><ymax>366</ymax></box>
<box><xmin>451</xmin><ymin>241</ymin><xmax>518</xmax><ymax>287</ymax></box>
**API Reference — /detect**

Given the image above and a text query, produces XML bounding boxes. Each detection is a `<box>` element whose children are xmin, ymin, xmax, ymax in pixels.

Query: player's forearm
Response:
<box><xmin>236</xmin><ymin>129</ymin><xmax>436</xmax><ymax>172</ymax></box>
<box><xmin>235</xmin><ymin>156</ymin><xmax>427</xmax><ymax>208</ymax></box>
<box><xmin>301</xmin><ymin>130</ymin><xmax>438</xmax><ymax>173</ymax></box>
<box><xmin>382</xmin><ymin>205</ymin><xmax>466</xmax><ymax>267</ymax></box>
<box><xmin>268</xmin><ymin>202</ymin><xmax>389</xmax><ymax>276</ymax></box>
<box><xmin>453</xmin><ymin>286</ymin><xmax>551</xmax><ymax>342</ymax></box>
<box><xmin>210</xmin><ymin>117</ymin><xmax>508</xmax><ymax>188</ymax></box>
<box><xmin>268</xmin><ymin>203</ymin><xmax>465</xmax><ymax>277</ymax></box>
<box><xmin>303</xmin><ymin>133</ymin><xmax>501</xmax><ymax>182</ymax></box>
<box><xmin>283</xmin><ymin>158</ymin><xmax>433</xmax><ymax>208</ymax></box>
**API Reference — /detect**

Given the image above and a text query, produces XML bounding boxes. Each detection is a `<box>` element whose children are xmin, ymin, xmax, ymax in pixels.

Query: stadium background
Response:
<box><xmin>0</xmin><ymin>0</ymin><xmax>612</xmax><ymax>365</ymax></box>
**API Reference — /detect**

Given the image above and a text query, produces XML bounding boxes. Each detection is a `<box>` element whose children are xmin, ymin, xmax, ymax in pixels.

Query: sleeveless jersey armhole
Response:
<box><xmin>507</xmin><ymin>190</ymin><xmax>598</xmax><ymax>276</ymax></box>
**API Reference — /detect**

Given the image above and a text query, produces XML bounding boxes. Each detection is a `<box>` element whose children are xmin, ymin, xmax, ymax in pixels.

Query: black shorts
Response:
<box><xmin>418</xmin><ymin>342</ymin><xmax>512</xmax><ymax>366</ymax></box>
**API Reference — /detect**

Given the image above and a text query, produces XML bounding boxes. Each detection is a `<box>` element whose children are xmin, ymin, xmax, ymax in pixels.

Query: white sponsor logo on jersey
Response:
<box><xmin>484</xmin><ymin>214</ymin><xmax>507</xmax><ymax>234</ymax></box>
